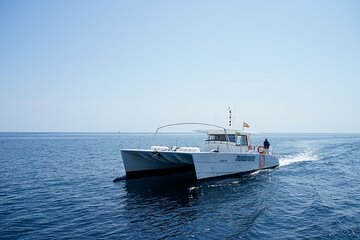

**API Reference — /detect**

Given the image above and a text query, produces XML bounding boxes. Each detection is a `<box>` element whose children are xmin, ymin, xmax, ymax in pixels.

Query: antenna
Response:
<box><xmin>228</xmin><ymin>107</ymin><xmax>232</xmax><ymax>127</ymax></box>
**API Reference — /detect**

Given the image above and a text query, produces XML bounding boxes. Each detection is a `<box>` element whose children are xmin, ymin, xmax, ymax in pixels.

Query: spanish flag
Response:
<box><xmin>243</xmin><ymin>122</ymin><xmax>250</xmax><ymax>128</ymax></box>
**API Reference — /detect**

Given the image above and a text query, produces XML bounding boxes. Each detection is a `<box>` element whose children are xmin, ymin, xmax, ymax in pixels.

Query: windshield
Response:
<box><xmin>236</xmin><ymin>135</ymin><xmax>248</xmax><ymax>146</ymax></box>
<box><xmin>207</xmin><ymin>134</ymin><xmax>236</xmax><ymax>142</ymax></box>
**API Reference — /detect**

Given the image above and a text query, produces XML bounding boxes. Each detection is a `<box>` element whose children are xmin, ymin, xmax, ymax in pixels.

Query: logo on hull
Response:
<box><xmin>236</xmin><ymin>155</ymin><xmax>255</xmax><ymax>162</ymax></box>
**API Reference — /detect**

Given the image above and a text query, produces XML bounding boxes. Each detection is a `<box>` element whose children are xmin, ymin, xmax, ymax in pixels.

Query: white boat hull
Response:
<box><xmin>192</xmin><ymin>152</ymin><xmax>278</xmax><ymax>179</ymax></box>
<box><xmin>121</xmin><ymin>150</ymin><xmax>194</xmax><ymax>174</ymax></box>
<box><xmin>121</xmin><ymin>150</ymin><xmax>279</xmax><ymax>180</ymax></box>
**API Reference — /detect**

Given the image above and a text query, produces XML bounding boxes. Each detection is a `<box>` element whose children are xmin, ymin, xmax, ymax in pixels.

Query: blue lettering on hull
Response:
<box><xmin>236</xmin><ymin>155</ymin><xmax>256</xmax><ymax>162</ymax></box>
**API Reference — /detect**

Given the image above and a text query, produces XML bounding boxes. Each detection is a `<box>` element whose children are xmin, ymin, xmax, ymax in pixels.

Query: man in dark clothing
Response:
<box><xmin>263</xmin><ymin>139</ymin><xmax>270</xmax><ymax>149</ymax></box>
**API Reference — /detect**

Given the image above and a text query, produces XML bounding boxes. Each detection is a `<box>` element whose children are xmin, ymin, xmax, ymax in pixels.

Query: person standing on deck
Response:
<box><xmin>263</xmin><ymin>139</ymin><xmax>270</xmax><ymax>154</ymax></box>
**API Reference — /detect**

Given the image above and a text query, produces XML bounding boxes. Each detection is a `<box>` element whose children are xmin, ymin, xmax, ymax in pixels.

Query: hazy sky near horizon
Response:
<box><xmin>0</xmin><ymin>0</ymin><xmax>359</xmax><ymax>132</ymax></box>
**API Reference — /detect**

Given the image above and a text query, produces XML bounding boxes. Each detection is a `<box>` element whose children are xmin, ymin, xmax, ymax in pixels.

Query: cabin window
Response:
<box><xmin>207</xmin><ymin>134</ymin><xmax>236</xmax><ymax>142</ymax></box>
<box><xmin>236</xmin><ymin>135</ymin><xmax>248</xmax><ymax>146</ymax></box>
<box><xmin>228</xmin><ymin>135</ymin><xmax>236</xmax><ymax>142</ymax></box>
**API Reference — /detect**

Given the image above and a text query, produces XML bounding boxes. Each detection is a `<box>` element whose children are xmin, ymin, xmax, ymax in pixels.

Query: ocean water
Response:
<box><xmin>0</xmin><ymin>132</ymin><xmax>360</xmax><ymax>239</ymax></box>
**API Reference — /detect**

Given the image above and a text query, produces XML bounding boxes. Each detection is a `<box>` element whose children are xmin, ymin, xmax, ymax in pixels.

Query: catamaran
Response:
<box><xmin>120</xmin><ymin>122</ymin><xmax>279</xmax><ymax>180</ymax></box>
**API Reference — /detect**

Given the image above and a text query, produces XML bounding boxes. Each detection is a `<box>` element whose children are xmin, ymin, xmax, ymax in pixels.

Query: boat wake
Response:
<box><xmin>279</xmin><ymin>148</ymin><xmax>319</xmax><ymax>167</ymax></box>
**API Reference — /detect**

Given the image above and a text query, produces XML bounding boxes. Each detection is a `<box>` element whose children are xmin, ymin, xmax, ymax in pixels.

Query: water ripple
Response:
<box><xmin>1</xmin><ymin>133</ymin><xmax>360</xmax><ymax>239</ymax></box>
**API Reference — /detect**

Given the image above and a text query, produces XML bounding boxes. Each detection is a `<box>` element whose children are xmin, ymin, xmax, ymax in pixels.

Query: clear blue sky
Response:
<box><xmin>0</xmin><ymin>0</ymin><xmax>359</xmax><ymax>132</ymax></box>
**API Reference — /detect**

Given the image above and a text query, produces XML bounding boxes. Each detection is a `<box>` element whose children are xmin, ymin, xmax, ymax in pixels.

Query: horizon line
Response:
<box><xmin>0</xmin><ymin>131</ymin><xmax>359</xmax><ymax>134</ymax></box>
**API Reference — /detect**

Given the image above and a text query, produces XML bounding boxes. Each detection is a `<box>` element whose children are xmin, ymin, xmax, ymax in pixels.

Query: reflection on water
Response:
<box><xmin>124</xmin><ymin>171</ymin><xmax>197</xmax><ymax>202</ymax></box>
<box><xmin>121</xmin><ymin>172</ymin><xmax>197</xmax><ymax>239</ymax></box>
<box><xmin>119</xmin><ymin>170</ymin><xmax>277</xmax><ymax>239</ymax></box>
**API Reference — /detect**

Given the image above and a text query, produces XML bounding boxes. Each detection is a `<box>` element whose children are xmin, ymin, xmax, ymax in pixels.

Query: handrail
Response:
<box><xmin>155</xmin><ymin>122</ymin><xmax>226</xmax><ymax>134</ymax></box>
<box><xmin>153</xmin><ymin>122</ymin><xmax>231</xmax><ymax>151</ymax></box>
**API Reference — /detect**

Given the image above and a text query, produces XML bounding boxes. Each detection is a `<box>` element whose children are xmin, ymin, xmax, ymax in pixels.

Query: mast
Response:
<box><xmin>228</xmin><ymin>107</ymin><xmax>232</xmax><ymax>127</ymax></box>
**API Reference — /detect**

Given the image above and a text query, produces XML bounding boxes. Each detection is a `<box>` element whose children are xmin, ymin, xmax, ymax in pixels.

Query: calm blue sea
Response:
<box><xmin>1</xmin><ymin>132</ymin><xmax>360</xmax><ymax>239</ymax></box>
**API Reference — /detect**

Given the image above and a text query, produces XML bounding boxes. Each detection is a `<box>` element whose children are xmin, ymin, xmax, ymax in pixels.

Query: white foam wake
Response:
<box><xmin>279</xmin><ymin>148</ymin><xmax>319</xmax><ymax>167</ymax></box>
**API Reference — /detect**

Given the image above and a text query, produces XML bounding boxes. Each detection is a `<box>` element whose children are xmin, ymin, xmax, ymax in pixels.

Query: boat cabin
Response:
<box><xmin>204</xmin><ymin>129</ymin><xmax>252</xmax><ymax>153</ymax></box>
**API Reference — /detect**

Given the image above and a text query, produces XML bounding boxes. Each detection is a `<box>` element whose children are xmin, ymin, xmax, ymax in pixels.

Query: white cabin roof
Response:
<box><xmin>206</xmin><ymin>129</ymin><xmax>249</xmax><ymax>135</ymax></box>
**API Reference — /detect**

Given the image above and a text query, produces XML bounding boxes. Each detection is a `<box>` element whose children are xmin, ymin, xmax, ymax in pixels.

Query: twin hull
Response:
<box><xmin>121</xmin><ymin>150</ymin><xmax>279</xmax><ymax>180</ymax></box>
